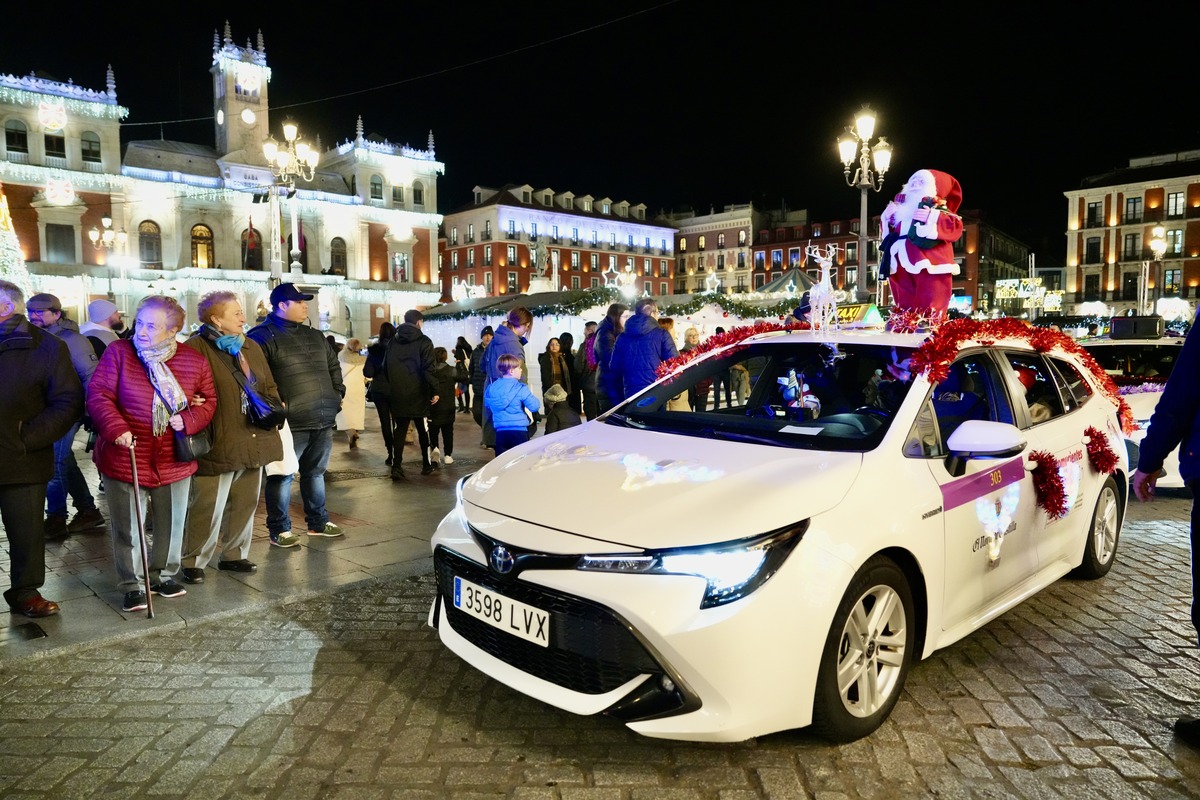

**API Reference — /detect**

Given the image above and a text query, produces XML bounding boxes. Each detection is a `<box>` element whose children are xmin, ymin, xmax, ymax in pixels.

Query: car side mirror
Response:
<box><xmin>944</xmin><ymin>420</ymin><xmax>1027</xmax><ymax>477</ymax></box>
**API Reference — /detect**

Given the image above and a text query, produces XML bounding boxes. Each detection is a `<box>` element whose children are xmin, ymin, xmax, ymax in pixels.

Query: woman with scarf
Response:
<box><xmin>335</xmin><ymin>338</ymin><xmax>367</xmax><ymax>449</ymax></box>
<box><xmin>178</xmin><ymin>291</ymin><xmax>283</xmax><ymax>585</ymax></box>
<box><xmin>88</xmin><ymin>296</ymin><xmax>216</xmax><ymax>613</ymax></box>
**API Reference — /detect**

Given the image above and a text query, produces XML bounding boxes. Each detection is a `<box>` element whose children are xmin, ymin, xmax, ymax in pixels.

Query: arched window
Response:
<box><xmin>698</xmin><ymin>235</ymin><xmax>707</xmax><ymax>250</ymax></box>
<box><xmin>138</xmin><ymin>221</ymin><xmax>162</xmax><ymax>267</ymax></box>
<box><xmin>369</xmin><ymin>175</ymin><xmax>383</xmax><ymax>201</ymax></box>
<box><xmin>287</xmin><ymin>233</ymin><xmax>308</xmax><ymax>272</ymax></box>
<box><xmin>412</xmin><ymin>180</ymin><xmax>425</xmax><ymax>206</ymax></box>
<box><xmin>80</xmin><ymin>132</ymin><xmax>101</xmax><ymax>163</ymax></box>
<box><xmin>718</xmin><ymin>233</ymin><xmax>725</xmax><ymax>248</ymax></box>
<box><xmin>241</xmin><ymin>226</ymin><xmax>262</xmax><ymax>270</ymax></box>
<box><xmin>4</xmin><ymin>120</ymin><xmax>28</xmax><ymax>153</ymax></box>
<box><xmin>329</xmin><ymin>237</ymin><xmax>347</xmax><ymax>276</ymax></box>
<box><xmin>191</xmin><ymin>224</ymin><xmax>214</xmax><ymax>269</ymax></box>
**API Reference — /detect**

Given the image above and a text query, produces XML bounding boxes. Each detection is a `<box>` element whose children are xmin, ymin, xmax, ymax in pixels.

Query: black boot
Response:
<box><xmin>385</xmin><ymin>448</ymin><xmax>393</xmax><ymax>466</ymax></box>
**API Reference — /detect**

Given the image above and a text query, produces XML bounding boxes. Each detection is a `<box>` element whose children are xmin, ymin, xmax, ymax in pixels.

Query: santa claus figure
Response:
<box><xmin>879</xmin><ymin>169</ymin><xmax>964</xmax><ymax>330</ymax></box>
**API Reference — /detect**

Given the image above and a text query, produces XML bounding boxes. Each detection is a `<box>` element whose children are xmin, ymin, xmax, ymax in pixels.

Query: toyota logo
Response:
<box><xmin>489</xmin><ymin>545</ymin><xmax>515</xmax><ymax>575</ymax></box>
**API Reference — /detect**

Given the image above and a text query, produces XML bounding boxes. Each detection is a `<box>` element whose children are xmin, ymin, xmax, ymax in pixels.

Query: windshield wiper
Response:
<box><xmin>709</xmin><ymin>429</ymin><xmax>792</xmax><ymax>447</ymax></box>
<box><xmin>605</xmin><ymin>413</ymin><xmax>646</xmax><ymax>429</ymax></box>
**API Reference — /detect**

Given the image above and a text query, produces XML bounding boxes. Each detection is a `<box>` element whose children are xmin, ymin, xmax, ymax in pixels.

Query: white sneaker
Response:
<box><xmin>431</xmin><ymin>446</ymin><xmax>442</xmax><ymax>466</ymax></box>
<box><xmin>443</xmin><ymin>454</ymin><xmax>454</xmax><ymax>465</ymax></box>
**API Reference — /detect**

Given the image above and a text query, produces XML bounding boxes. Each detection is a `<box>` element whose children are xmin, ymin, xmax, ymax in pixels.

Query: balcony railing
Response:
<box><xmin>482</xmin><ymin>231</ymin><xmax>492</xmax><ymax>240</ymax></box>
<box><xmin>1083</xmin><ymin>218</ymin><xmax>1106</xmax><ymax>229</ymax></box>
<box><xmin>506</xmin><ymin>232</ymin><xmax>519</xmax><ymax>240</ymax></box>
<box><xmin>1121</xmin><ymin>214</ymin><xmax>1143</xmax><ymax>225</ymax></box>
<box><xmin>465</xmin><ymin>235</ymin><xmax>474</xmax><ymax>243</ymax></box>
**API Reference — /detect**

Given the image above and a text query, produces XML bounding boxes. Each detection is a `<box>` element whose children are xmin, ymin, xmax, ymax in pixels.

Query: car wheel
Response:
<box><xmin>811</xmin><ymin>556</ymin><xmax>914</xmax><ymax>743</ymax></box>
<box><xmin>1072</xmin><ymin>476</ymin><xmax>1121</xmax><ymax>579</ymax></box>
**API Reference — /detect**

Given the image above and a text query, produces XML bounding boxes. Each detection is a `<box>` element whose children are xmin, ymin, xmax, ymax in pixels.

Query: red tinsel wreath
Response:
<box><xmin>1083</xmin><ymin>425</ymin><xmax>1119</xmax><ymax>474</ymax></box>
<box><xmin>656</xmin><ymin>319</ymin><xmax>809</xmax><ymax>377</ymax></box>
<box><xmin>1029</xmin><ymin>450</ymin><xmax>1068</xmax><ymax>519</ymax></box>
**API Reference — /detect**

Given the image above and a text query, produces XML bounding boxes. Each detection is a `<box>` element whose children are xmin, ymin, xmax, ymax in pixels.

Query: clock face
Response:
<box><xmin>38</xmin><ymin>101</ymin><xmax>67</xmax><ymax>132</ymax></box>
<box><xmin>241</xmin><ymin>108</ymin><xmax>257</xmax><ymax>126</ymax></box>
<box><xmin>237</xmin><ymin>67</ymin><xmax>261</xmax><ymax>93</ymax></box>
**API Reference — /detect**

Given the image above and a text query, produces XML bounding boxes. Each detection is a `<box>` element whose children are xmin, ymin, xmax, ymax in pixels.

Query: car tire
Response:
<box><xmin>1071</xmin><ymin>475</ymin><xmax>1121</xmax><ymax>579</ymax></box>
<box><xmin>811</xmin><ymin>555</ymin><xmax>914</xmax><ymax>743</ymax></box>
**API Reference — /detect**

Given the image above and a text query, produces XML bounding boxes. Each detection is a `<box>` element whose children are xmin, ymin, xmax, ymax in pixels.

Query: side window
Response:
<box><xmin>929</xmin><ymin>355</ymin><xmax>993</xmax><ymax>446</ymax></box>
<box><xmin>904</xmin><ymin>394</ymin><xmax>942</xmax><ymax>458</ymax></box>
<box><xmin>1004</xmin><ymin>352</ymin><xmax>1066</xmax><ymax>428</ymax></box>
<box><xmin>1046</xmin><ymin>357</ymin><xmax>1093</xmax><ymax>412</ymax></box>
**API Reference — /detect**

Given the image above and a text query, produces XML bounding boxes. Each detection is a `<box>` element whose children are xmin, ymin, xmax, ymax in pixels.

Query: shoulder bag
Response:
<box><xmin>140</xmin><ymin>358</ymin><xmax>212</xmax><ymax>462</ymax></box>
<box><xmin>208</xmin><ymin>341</ymin><xmax>288</xmax><ymax>430</ymax></box>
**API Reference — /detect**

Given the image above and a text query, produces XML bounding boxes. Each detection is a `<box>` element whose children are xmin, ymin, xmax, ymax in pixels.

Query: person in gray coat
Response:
<box><xmin>25</xmin><ymin>293</ymin><xmax>103</xmax><ymax>540</ymax></box>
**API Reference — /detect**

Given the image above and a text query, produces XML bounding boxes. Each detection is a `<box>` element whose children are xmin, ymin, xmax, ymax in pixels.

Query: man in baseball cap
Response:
<box><xmin>269</xmin><ymin>283</ymin><xmax>314</xmax><ymax>307</ymax></box>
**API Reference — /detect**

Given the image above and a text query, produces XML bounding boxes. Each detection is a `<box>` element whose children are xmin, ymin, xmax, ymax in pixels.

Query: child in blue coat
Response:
<box><xmin>484</xmin><ymin>354</ymin><xmax>541</xmax><ymax>456</ymax></box>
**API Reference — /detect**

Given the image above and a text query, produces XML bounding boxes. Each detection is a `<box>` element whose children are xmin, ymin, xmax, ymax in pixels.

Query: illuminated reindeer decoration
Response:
<box><xmin>804</xmin><ymin>243</ymin><xmax>841</xmax><ymax>334</ymax></box>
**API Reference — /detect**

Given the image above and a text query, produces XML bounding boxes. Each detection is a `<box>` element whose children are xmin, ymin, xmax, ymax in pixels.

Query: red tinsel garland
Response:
<box><xmin>1084</xmin><ymin>425</ymin><xmax>1119</xmax><ymax>474</ymax></box>
<box><xmin>1029</xmin><ymin>449</ymin><xmax>1068</xmax><ymax>519</ymax></box>
<box><xmin>656</xmin><ymin>320</ymin><xmax>809</xmax><ymax>378</ymax></box>
<box><xmin>908</xmin><ymin>318</ymin><xmax>1136</xmax><ymax>435</ymax></box>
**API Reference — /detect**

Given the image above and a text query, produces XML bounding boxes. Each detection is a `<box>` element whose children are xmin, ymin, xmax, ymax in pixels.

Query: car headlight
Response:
<box><xmin>576</xmin><ymin>521</ymin><xmax>808</xmax><ymax>609</ymax></box>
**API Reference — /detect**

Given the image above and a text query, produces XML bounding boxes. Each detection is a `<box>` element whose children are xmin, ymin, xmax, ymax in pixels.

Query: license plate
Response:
<box><xmin>453</xmin><ymin>576</ymin><xmax>550</xmax><ymax>647</ymax></box>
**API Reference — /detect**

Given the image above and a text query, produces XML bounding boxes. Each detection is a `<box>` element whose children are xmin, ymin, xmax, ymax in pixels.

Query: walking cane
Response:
<box><xmin>127</xmin><ymin>438</ymin><xmax>154</xmax><ymax>619</ymax></box>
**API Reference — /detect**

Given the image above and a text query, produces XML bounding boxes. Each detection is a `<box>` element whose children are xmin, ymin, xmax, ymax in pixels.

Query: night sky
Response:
<box><xmin>4</xmin><ymin>2</ymin><xmax>1196</xmax><ymax>264</ymax></box>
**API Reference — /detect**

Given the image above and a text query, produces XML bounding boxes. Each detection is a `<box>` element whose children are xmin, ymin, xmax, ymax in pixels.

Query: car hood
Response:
<box><xmin>463</xmin><ymin>423</ymin><xmax>862</xmax><ymax>549</ymax></box>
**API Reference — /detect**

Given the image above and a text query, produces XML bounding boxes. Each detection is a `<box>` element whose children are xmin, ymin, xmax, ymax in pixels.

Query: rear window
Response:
<box><xmin>1085</xmin><ymin>343</ymin><xmax>1179</xmax><ymax>382</ymax></box>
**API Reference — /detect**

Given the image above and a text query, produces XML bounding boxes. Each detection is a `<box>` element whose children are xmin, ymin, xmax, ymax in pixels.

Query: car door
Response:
<box><xmin>920</xmin><ymin>351</ymin><xmax>1044</xmax><ymax>632</ymax></box>
<box><xmin>1001</xmin><ymin>351</ymin><xmax>1095</xmax><ymax>569</ymax></box>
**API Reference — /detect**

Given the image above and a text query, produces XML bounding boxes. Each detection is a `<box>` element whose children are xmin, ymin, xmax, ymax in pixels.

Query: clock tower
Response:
<box><xmin>211</xmin><ymin>22</ymin><xmax>272</xmax><ymax>159</ymax></box>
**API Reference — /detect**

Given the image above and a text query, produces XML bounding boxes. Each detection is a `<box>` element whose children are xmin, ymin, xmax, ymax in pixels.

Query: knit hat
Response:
<box><xmin>544</xmin><ymin>384</ymin><xmax>567</xmax><ymax>404</ymax></box>
<box><xmin>88</xmin><ymin>298</ymin><xmax>119</xmax><ymax>323</ymax></box>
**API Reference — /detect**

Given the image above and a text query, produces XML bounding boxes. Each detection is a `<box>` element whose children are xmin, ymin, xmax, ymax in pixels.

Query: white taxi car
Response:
<box><xmin>428</xmin><ymin>320</ymin><xmax>1129</xmax><ymax>742</ymax></box>
<box><xmin>1080</xmin><ymin>330</ymin><xmax>1184</xmax><ymax>487</ymax></box>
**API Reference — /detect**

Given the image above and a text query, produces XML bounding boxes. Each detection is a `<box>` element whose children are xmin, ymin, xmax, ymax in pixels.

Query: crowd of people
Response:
<box><xmin>0</xmin><ymin>285</ymin><xmax>712</xmax><ymax>620</ymax></box>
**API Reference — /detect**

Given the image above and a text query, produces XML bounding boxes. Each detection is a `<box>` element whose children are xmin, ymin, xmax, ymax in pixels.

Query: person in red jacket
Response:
<box><xmin>88</xmin><ymin>296</ymin><xmax>216</xmax><ymax>613</ymax></box>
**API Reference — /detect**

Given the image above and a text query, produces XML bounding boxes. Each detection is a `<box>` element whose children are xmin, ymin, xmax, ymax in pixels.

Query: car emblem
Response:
<box><xmin>489</xmin><ymin>545</ymin><xmax>515</xmax><ymax>575</ymax></box>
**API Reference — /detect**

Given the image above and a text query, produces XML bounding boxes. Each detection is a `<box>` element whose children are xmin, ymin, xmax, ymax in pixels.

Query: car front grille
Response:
<box><xmin>434</xmin><ymin>545</ymin><xmax>663</xmax><ymax>695</ymax></box>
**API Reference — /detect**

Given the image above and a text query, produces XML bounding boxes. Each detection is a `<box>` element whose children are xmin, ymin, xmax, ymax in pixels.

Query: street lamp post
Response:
<box><xmin>837</xmin><ymin>105</ymin><xmax>892</xmax><ymax>304</ymax></box>
<box><xmin>1140</xmin><ymin>224</ymin><xmax>1167</xmax><ymax>315</ymax></box>
<box><xmin>89</xmin><ymin>215</ymin><xmax>130</xmax><ymax>312</ymax></box>
<box><xmin>263</xmin><ymin>120</ymin><xmax>319</xmax><ymax>285</ymax></box>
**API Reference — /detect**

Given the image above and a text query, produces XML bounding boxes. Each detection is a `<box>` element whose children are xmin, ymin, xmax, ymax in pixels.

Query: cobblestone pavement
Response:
<box><xmin>3</xmin><ymin>491</ymin><xmax>1200</xmax><ymax>798</ymax></box>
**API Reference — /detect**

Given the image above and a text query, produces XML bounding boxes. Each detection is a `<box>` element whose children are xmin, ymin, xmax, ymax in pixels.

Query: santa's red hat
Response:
<box><xmin>925</xmin><ymin>169</ymin><xmax>962</xmax><ymax>213</ymax></box>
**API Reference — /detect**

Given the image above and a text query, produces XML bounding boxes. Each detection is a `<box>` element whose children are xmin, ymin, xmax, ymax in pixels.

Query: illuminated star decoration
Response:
<box><xmin>603</xmin><ymin>265</ymin><xmax>620</xmax><ymax>288</ymax></box>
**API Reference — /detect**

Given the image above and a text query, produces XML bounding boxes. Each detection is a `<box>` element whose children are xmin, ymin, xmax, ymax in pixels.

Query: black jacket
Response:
<box><xmin>0</xmin><ymin>316</ymin><xmax>83</xmax><ymax>485</ymax></box>
<box><xmin>247</xmin><ymin>314</ymin><xmax>344</xmax><ymax>431</ymax></box>
<box><xmin>428</xmin><ymin>362</ymin><xmax>458</xmax><ymax>425</ymax></box>
<box><xmin>469</xmin><ymin>342</ymin><xmax>489</xmax><ymax>394</ymax></box>
<box><xmin>364</xmin><ymin>339</ymin><xmax>391</xmax><ymax>400</ymax></box>
<box><xmin>384</xmin><ymin>322</ymin><xmax>438</xmax><ymax>417</ymax></box>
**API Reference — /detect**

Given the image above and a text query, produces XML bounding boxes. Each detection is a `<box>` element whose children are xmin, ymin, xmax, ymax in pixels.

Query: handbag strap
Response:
<box><xmin>203</xmin><ymin>337</ymin><xmax>256</xmax><ymax>394</ymax></box>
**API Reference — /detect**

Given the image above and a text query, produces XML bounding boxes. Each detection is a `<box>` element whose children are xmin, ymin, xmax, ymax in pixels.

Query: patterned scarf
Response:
<box><xmin>136</xmin><ymin>336</ymin><xmax>187</xmax><ymax>435</ymax></box>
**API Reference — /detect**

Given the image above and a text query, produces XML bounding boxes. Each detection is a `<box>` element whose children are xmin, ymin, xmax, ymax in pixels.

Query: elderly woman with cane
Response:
<box><xmin>88</xmin><ymin>296</ymin><xmax>216</xmax><ymax>614</ymax></box>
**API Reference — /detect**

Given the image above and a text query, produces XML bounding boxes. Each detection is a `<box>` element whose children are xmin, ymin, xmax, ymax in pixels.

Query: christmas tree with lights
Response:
<box><xmin>0</xmin><ymin>183</ymin><xmax>33</xmax><ymax>296</ymax></box>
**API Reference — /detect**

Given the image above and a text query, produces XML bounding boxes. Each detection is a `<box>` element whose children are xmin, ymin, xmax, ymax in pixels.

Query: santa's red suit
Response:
<box><xmin>879</xmin><ymin>169</ymin><xmax>963</xmax><ymax>329</ymax></box>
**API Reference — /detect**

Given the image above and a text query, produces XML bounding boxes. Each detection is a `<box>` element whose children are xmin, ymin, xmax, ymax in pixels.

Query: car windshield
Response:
<box><xmin>1084</xmin><ymin>343</ymin><xmax>1178</xmax><ymax>382</ymax></box>
<box><xmin>605</xmin><ymin>340</ymin><xmax>918</xmax><ymax>452</ymax></box>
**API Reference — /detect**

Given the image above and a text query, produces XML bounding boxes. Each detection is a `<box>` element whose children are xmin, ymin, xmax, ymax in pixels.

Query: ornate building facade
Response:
<box><xmin>438</xmin><ymin>184</ymin><xmax>676</xmax><ymax>301</ymax></box>
<box><xmin>1063</xmin><ymin>151</ymin><xmax>1200</xmax><ymax>320</ymax></box>
<box><xmin>0</xmin><ymin>23</ymin><xmax>442</xmax><ymax>338</ymax></box>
